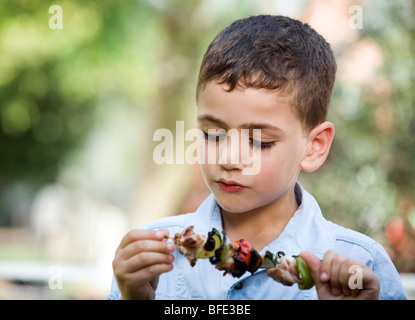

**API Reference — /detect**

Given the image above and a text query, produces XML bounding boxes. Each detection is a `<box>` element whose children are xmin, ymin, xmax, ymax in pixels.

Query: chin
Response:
<box><xmin>214</xmin><ymin>195</ymin><xmax>254</xmax><ymax>214</ymax></box>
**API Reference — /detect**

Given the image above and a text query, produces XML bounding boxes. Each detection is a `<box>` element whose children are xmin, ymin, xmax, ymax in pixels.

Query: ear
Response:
<box><xmin>300</xmin><ymin>122</ymin><xmax>335</xmax><ymax>173</ymax></box>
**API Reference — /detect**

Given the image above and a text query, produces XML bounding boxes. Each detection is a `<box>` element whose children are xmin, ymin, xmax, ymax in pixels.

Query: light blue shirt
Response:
<box><xmin>108</xmin><ymin>183</ymin><xmax>407</xmax><ymax>300</ymax></box>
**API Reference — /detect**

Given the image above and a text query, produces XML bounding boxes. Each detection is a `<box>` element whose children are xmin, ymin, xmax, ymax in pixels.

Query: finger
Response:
<box><xmin>132</xmin><ymin>262</ymin><xmax>174</xmax><ymax>283</ymax></box>
<box><xmin>320</xmin><ymin>250</ymin><xmax>337</xmax><ymax>283</ymax></box>
<box><xmin>120</xmin><ymin>239</ymin><xmax>175</xmax><ymax>260</ymax></box>
<box><xmin>121</xmin><ymin>251</ymin><xmax>175</xmax><ymax>274</ymax></box>
<box><xmin>157</xmin><ymin>229</ymin><xmax>170</xmax><ymax>240</ymax></box>
<box><xmin>354</xmin><ymin>265</ymin><xmax>380</xmax><ymax>300</ymax></box>
<box><xmin>119</xmin><ymin>229</ymin><xmax>169</xmax><ymax>249</ymax></box>
<box><xmin>328</xmin><ymin>254</ymin><xmax>349</xmax><ymax>296</ymax></box>
<box><xmin>118</xmin><ymin>262</ymin><xmax>174</xmax><ymax>296</ymax></box>
<box><xmin>339</xmin><ymin>262</ymin><xmax>352</xmax><ymax>296</ymax></box>
<box><xmin>299</xmin><ymin>251</ymin><xmax>323</xmax><ymax>286</ymax></box>
<box><xmin>301</xmin><ymin>251</ymin><xmax>340</xmax><ymax>300</ymax></box>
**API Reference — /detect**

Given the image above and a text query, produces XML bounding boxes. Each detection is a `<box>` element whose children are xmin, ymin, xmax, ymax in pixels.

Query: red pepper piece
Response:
<box><xmin>233</xmin><ymin>240</ymin><xmax>252</xmax><ymax>267</ymax></box>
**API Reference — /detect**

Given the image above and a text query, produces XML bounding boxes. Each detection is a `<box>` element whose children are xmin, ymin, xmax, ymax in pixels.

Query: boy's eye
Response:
<box><xmin>203</xmin><ymin>131</ymin><xmax>225</xmax><ymax>143</ymax></box>
<box><xmin>203</xmin><ymin>131</ymin><xmax>275</xmax><ymax>149</ymax></box>
<box><xmin>250</xmin><ymin>138</ymin><xmax>275</xmax><ymax>149</ymax></box>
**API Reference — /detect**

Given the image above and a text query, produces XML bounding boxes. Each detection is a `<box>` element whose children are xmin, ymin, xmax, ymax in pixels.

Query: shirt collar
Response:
<box><xmin>265</xmin><ymin>183</ymin><xmax>337</xmax><ymax>258</ymax></box>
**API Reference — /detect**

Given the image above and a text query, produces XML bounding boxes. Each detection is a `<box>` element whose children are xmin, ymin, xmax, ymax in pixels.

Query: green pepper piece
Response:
<box><xmin>260</xmin><ymin>251</ymin><xmax>277</xmax><ymax>268</ymax></box>
<box><xmin>295</xmin><ymin>256</ymin><xmax>314</xmax><ymax>290</ymax></box>
<box><xmin>209</xmin><ymin>230</ymin><xmax>227</xmax><ymax>265</ymax></box>
<box><xmin>196</xmin><ymin>228</ymin><xmax>223</xmax><ymax>259</ymax></box>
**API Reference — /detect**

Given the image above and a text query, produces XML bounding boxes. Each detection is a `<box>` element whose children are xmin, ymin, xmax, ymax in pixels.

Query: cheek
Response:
<box><xmin>257</xmin><ymin>148</ymin><xmax>301</xmax><ymax>183</ymax></box>
<box><xmin>256</xmin><ymin>158</ymin><xmax>281</xmax><ymax>185</ymax></box>
<box><xmin>199</xmin><ymin>139</ymin><xmax>219</xmax><ymax>165</ymax></box>
<box><xmin>199</xmin><ymin>162</ymin><xmax>209</xmax><ymax>177</ymax></box>
<box><xmin>199</xmin><ymin>162</ymin><xmax>215</xmax><ymax>184</ymax></box>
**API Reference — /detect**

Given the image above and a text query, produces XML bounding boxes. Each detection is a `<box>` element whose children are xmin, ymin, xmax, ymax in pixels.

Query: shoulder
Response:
<box><xmin>327</xmin><ymin>221</ymin><xmax>379</xmax><ymax>257</ymax></box>
<box><xmin>326</xmin><ymin>220</ymin><xmax>407</xmax><ymax>299</ymax></box>
<box><xmin>326</xmin><ymin>220</ymin><xmax>391</xmax><ymax>266</ymax></box>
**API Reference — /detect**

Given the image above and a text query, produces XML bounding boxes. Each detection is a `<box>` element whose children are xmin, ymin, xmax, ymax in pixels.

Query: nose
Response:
<box><xmin>218</xmin><ymin>129</ymin><xmax>243</xmax><ymax>171</ymax></box>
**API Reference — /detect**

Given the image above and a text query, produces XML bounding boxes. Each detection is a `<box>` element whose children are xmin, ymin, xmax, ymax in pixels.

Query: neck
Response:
<box><xmin>220</xmin><ymin>185</ymin><xmax>299</xmax><ymax>251</ymax></box>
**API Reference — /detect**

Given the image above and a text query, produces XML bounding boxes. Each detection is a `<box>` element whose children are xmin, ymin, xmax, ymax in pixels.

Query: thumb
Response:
<box><xmin>299</xmin><ymin>251</ymin><xmax>326</xmax><ymax>287</ymax></box>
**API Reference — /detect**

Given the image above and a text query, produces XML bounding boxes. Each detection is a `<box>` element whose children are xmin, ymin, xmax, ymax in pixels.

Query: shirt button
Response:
<box><xmin>234</xmin><ymin>282</ymin><xmax>244</xmax><ymax>290</ymax></box>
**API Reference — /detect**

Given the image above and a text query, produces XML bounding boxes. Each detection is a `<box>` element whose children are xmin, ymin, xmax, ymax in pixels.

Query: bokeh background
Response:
<box><xmin>0</xmin><ymin>0</ymin><xmax>414</xmax><ymax>299</ymax></box>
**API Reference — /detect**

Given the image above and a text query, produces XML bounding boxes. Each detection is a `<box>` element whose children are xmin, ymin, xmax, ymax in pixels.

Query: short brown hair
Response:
<box><xmin>196</xmin><ymin>15</ymin><xmax>337</xmax><ymax>132</ymax></box>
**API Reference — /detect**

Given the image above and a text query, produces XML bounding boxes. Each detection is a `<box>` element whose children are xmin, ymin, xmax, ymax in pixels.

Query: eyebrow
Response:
<box><xmin>197</xmin><ymin>114</ymin><xmax>283</xmax><ymax>134</ymax></box>
<box><xmin>197</xmin><ymin>114</ymin><xmax>226</xmax><ymax>127</ymax></box>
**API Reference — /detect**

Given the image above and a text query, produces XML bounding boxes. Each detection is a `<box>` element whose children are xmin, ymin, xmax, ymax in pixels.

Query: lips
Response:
<box><xmin>215</xmin><ymin>179</ymin><xmax>247</xmax><ymax>193</ymax></box>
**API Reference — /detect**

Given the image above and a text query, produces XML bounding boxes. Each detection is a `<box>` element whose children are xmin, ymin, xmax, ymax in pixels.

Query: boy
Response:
<box><xmin>109</xmin><ymin>15</ymin><xmax>407</xmax><ymax>300</ymax></box>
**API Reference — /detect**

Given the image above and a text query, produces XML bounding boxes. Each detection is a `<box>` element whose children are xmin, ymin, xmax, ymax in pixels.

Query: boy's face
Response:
<box><xmin>197</xmin><ymin>81</ymin><xmax>310</xmax><ymax>214</ymax></box>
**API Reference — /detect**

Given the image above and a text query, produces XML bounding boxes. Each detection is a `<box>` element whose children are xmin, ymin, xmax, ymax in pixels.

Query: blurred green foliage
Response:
<box><xmin>0</xmin><ymin>1</ymin><xmax>128</xmax><ymax>220</ymax></box>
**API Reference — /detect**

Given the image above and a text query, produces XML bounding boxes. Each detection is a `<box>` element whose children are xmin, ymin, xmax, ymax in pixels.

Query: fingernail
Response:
<box><xmin>155</xmin><ymin>231</ymin><xmax>164</xmax><ymax>239</ymax></box>
<box><xmin>167</xmin><ymin>242</ymin><xmax>175</xmax><ymax>251</ymax></box>
<box><xmin>320</xmin><ymin>272</ymin><xmax>329</xmax><ymax>281</ymax></box>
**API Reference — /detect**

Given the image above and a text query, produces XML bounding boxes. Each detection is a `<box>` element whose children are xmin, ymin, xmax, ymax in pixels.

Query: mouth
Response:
<box><xmin>215</xmin><ymin>179</ymin><xmax>247</xmax><ymax>193</ymax></box>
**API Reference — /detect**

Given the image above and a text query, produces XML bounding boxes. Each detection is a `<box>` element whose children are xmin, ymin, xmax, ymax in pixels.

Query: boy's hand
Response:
<box><xmin>112</xmin><ymin>229</ymin><xmax>175</xmax><ymax>300</ymax></box>
<box><xmin>300</xmin><ymin>250</ymin><xmax>380</xmax><ymax>300</ymax></box>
